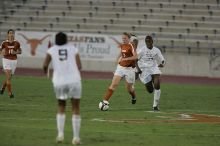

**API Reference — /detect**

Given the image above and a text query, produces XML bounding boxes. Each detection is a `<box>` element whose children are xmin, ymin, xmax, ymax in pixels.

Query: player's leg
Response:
<box><xmin>145</xmin><ymin>79</ymin><xmax>154</xmax><ymax>94</ymax></box>
<box><xmin>54</xmin><ymin>84</ymin><xmax>68</xmax><ymax>143</ymax></box>
<box><xmin>103</xmin><ymin>75</ymin><xmax>121</xmax><ymax>101</ymax></box>
<box><xmin>2</xmin><ymin>59</ymin><xmax>14</xmax><ymax>97</ymax></box>
<box><xmin>152</xmin><ymin>74</ymin><xmax>161</xmax><ymax>111</ymax></box>
<box><xmin>56</xmin><ymin>99</ymin><xmax>66</xmax><ymax>143</ymax></box>
<box><xmin>70</xmin><ymin>82</ymin><xmax>81</xmax><ymax>145</ymax></box>
<box><xmin>71</xmin><ymin>98</ymin><xmax>81</xmax><ymax>145</ymax></box>
<box><xmin>125</xmin><ymin>67</ymin><xmax>136</xmax><ymax>104</ymax></box>
<box><xmin>102</xmin><ymin>65</ymin><xmax>124</xmax><ymax>102</ymax></box>
<box><xmin>1</xmin><ymin>58</ymin><xmax>7</xmax><ymax>94</ymax></box>
<box><xmin>125</xmin><ymin>82</ymin><xmax>136</xmax><ymax>104</ymax></box>
<box><xmin>7</xmin><ymin>60</ymin><xmax>17</xmax><ymax>98</ymax></box>
<box><xmin>0</xmin><ymin>80</ymin><xmax>7</xmax><ymax>95</ymax></box>
<box><xmin>139</xmin><ymin>69</ymin><xmax>153</xmax><ymax>93</ymax></box>
<box><xmin>4</xmin><ymin>69</ymin><xmax>14</xmax><ymax>98</ymax></box>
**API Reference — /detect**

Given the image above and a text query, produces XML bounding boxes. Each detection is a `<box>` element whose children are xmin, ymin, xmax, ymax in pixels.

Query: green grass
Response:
<box><xmin>0</xmin><ymin>75</ymin><xmax>220</xmax><ymax>146</ymax></box>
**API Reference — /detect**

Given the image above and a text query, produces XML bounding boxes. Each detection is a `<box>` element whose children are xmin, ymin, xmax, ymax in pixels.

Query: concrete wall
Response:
<box><xmin>6</xmin><ymin>52</ymin><xmax>220</xmax><ymax>78</ymax></box>
<box><xmin>163</xmin><ymin>53</ymin><xmax>210</xmax><ymax>77</ymax></box>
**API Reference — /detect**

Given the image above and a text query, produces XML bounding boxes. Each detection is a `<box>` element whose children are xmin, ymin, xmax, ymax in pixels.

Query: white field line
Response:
<box><xmin>91</xmin><ymin>111</ymin><xmax>220</xmax><ymax>124</ymax></box>
<box><xmin>91</xmin><ymin>118</ymin><xmax>125</xmax><ymax>123</ymax></box>
<box><xmin>145</xmin><ymin>110</ymin><xmax>220</xmax><ymax>117</ymax></box>
<box><xmin>91</xmin><ymin>115</ymin><xmax>194</xmax><ymax>124</ymax></box>
<box><xmin>164</xmin><ymin>109</ymin><xmax>220</xmax><ymax>113</ymax></box>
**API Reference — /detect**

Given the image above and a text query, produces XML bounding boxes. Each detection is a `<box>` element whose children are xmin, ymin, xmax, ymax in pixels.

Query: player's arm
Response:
<box><xmin>135</xmin><ymin>49</ymin><xmax>142</xmax><ymax>79</ymax></box>
<box><xmin>15</xmin><ymin>47</ymin><xmax>22</xmax><ymax>54</ymax></box>
<box><xmin>135</xmin><ymin>60</ymin><xmax>142</xmax><ymax>74</ymax></box>
<box><xmin>109</xmin><ymin>36</ymin><xmax>121</xmax><ymax>47</ymax></box>
<box><xmin>134</xmin><ymin>60</ymin><xmax>142</xmax><ymax>80</ymax></box>
<box><xmin>121</xmin><ymin>51</ymin><xmax>137</xmax><ymax>61</ymax></box>
<box><xmin>11</xmin><ymin>42</ymin><xmax>22</xmax><ymax>55</ymax></box>
<box><xmin>11</xmin><ymin>49</ymin><xmax>22</xmax><ymax>55</ymax></box>
<box><xmin>75</xmin><ymin>53</ymin><xmax>82</xmax><ymax>70</ymax></box>
<box><xmin>158</xmin><ymin>60</ymin><xmax>165</xmax><ymax>67</ymax></box>
<box><xmin>0</xmin><ymin>48</ymin><xmax>3</xmax><ymax>55</ymax></box>
<box><xmin>43</xmin><ymin>53</ymin><xmax>52</xmax><ymax>74</ymax></box>
<box><xmin>157</xmin><ymin>49</ymin><xmax>165</xmax><ymax>67</ymax></box>
<box><xmin>0</xmin><ymin>42</ymin><xmax>5</xmax><ymax>55</ymax></box>
<box><xmin>117</xmin><ymin>53</ymin><xmax>122</xmax><ymax>64</ymax></box>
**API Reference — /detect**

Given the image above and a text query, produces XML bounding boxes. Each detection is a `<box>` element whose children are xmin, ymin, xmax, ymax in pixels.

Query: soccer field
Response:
<box><xmin>0</xmin><ymin>75</ymin><xmax>220</xmax><ymax>146</ymax></box>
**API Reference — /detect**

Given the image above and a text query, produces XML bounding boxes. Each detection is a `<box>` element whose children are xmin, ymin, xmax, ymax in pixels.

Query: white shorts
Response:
<box><xmin>114</xmin><ymin>65</ymin><xmax>135</xmax><ymax>84</ymax></box>
<box><xmin>53</xmin><ymin>82</ymin><xmax>82</xmax><ymax>100</ymax></box>
<box><xmin>139</xmin><ymin>66</ymin><xmax>161</xmax><ymax>84</ymax></box>
<box><xmin>2</xmin><ymin>58</ymin><xmax>17</xmax><ymax>74</ymax></box>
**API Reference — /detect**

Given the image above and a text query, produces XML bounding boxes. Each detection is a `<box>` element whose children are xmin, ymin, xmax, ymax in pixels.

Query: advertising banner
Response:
<box><xmin>15</xmin><ymin>31</ymin><xmax>124</xmax><ymax>61</ymax></box>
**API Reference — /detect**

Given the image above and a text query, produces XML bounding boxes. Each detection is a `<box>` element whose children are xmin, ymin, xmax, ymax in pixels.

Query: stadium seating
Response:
<box><xmin>0</xmin><ymin>0</ymin><xmax>220</xmax><ymax>53</ymax></box>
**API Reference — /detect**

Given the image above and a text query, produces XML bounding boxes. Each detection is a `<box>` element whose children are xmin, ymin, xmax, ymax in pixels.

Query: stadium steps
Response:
<box><xmin>0</xmin><ymin>0</ymin><xmax>220</xmax><ymax>53</ymax></box>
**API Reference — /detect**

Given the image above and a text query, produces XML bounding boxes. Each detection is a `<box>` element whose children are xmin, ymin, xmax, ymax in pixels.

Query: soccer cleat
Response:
<box><xmin>131</xmin><ymin>98</ymin><xmax>136</xmax><ymax>104</ymax></box>
<box><xmin>72</xmin><ymin>137</ymin><xmax>81</xmax><ymax>145</ymax></box>
<box><xmin>9</xmin><ymin>93</ymin><xmax>14</xmax><ymax>98</ymax></box>
<box><xmin>56</xmin><ymin>135</ymin><xmax>64</xmax><ymax>143</ymax></box>
<box><xmin>0</xmin><ymin>88</ymin><xmax>4</xmax><ymax>95</ymax></box>
<box><xmin>153</xmin><ymin>106</ymin><xmax>160</xmax><ymax>111</ymax></box>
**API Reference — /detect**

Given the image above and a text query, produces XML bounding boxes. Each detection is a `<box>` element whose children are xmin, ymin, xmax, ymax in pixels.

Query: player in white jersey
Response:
<box><xmin>137</xmin><ymin>35</ymin><xmax>165</xmax><ymax>111</ymax></box>
<box><xmin>43</xmin><ymin>32</ymin><xmax>82</xmax><ymax>145</ymax></box>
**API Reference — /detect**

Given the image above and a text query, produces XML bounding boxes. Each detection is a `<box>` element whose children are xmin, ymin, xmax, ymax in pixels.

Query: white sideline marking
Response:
<box><xmin>166</xmin><ymin>109</ymin><xmax>220</xmax><ymax>113</ymax></box>
<box><xmin>179</xmin><ymin>114</ymin><xmax>194</xmax><ymax>120</ymax></box>
<box><xmin>145</xmin><ymin>110</ymin><xmax>220</xmax><ymax>117</ymax></box>
<box><xmin>145</xmin><ymin>111</ymin><xmax>163</xmax><ymax>113</ymax></box>
<box><xmin>91</xmin><ymin>118</ymin><xmax>124</xmax><ymax>123</ymax></box>
<box><xmin>156</xmin><ymin>114</ymin><xmax>195</xmax><ymax>121</ymax></box>
<box><xmin>156</xmin><ymin>116</ymin><xmax>168</xmax><ymax>119</ymax></box>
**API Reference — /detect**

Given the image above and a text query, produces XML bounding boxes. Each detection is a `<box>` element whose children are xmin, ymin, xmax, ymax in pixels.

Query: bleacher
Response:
<box><xmin>0</xmin><ymin>0</ymin><xmax>220</xmax><ymax>53</ymax></box>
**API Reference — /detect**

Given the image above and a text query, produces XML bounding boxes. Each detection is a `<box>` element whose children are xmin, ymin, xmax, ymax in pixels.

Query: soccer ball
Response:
<box><xmin>98</xmin><ymin>100</ymin><xmax>109</xmax><ymax>111</ymax></box>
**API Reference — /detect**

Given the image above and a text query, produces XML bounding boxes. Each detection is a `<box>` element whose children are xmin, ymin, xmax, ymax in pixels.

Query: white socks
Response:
<box><xmin>153</xmin><ymin>89</ymin><xmax>161</xmax><ymax>107</ymax></box>
<box><xmin>72</xmin><ymin>115</ymin><xmax>81</xmax><ymax>140</ymax></box>
<box><xmin>56</xmin><ymin>114</ymin><xmax>81</xmax><ymax>141</ymax></box>
<box><xmin>56</xmin><ymin>113</ymin><xmax>66</xmax><ymax>137</ymax></box>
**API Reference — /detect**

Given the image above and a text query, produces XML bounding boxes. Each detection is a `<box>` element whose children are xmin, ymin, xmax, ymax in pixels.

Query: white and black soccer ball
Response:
<box><xmin>98</xmin><ymin>100</ymin><xmax>109</xmax><ymax>111</ymax></box>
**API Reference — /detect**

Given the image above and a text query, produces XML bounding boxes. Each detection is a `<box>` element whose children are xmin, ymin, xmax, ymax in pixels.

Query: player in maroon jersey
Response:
<box><xmin>0</xmin><ymin>29</ymin><xmax>22</xmax><ymax>98</ymax></box>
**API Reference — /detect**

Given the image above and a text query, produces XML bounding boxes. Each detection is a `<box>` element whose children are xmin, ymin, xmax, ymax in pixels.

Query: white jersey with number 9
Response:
<box><xmin>47</xmin><ymin>43</ymin><xmax>81</xmax><ymax>86</ymax></box>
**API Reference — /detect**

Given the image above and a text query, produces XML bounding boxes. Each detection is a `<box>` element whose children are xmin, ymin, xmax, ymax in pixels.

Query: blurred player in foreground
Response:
<box><xmin>99</xmin><ymin>32</ymin><xmax>138</xmax><ymax>109</ymax></box>
<box><xmin>43</xmin><ymin>32</ymin><xmax>82</xmax><ymax>145</ymax></box>
<box><xmin>137</xmin><ymin>35</ymin><xmax>165</xmax><ymax>111</ymax></box>
<box><xmin>0</xmin><ymin>29</ymin><xmax>22</xmax><ymax>98</ymax></box>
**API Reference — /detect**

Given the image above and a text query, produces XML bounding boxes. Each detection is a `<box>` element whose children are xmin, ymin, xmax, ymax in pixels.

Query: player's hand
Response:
<box><xmin>137</xmin><ymin>69</ymin><xmax>142</xmax><ymax>74</ymax></box>
<box><xmin>118</xmin><ymin>56</ymin><xmax>122</xmax><ymax>64</ymax></box>
<box><xmin>135</xmin><ymin>72</ymin><xmax>139</xmax><ymax>80</ymax></box>
<box><xmin>158</xmin><ymin>61</ymin><xmax>165</xmax><ymax>68</ymax></box>
<box><xmin>158</xmin><ymin>64</ymin><xmax>164</xmax><ymax>67</ymax></box>
<box><xmin>10</xmin><ymin>50</ymin><xmax>17</xmax><ymax>55</ymax></box>
<box><xmin>135</xmin><ymin>70</ymin><xmax>142</xmax><ymax>80</ymax></box>
<box><xmin>0</xmin><ymin>49</ymin><xmax>6</xmax><ymax>55</ymax></box>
